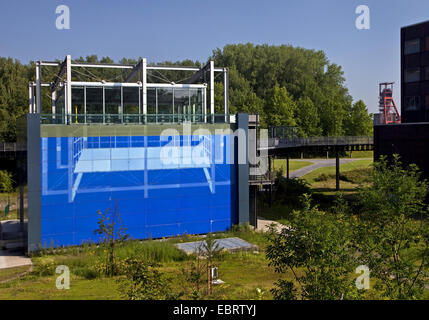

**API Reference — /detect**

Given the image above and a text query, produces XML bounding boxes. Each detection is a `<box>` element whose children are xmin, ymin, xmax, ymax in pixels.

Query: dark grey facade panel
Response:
<box><xmin>27</xmin><ymin>114</ymin><xmax>41</xmax><ymax>252</ymax></box>
<box><xmin>236</xmin><ymin>113</ymin><xmax>249</xmax><ymax>225</ymax></box>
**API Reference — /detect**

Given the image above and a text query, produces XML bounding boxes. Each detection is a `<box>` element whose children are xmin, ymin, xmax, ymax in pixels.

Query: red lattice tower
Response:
<box><xmin>379</xmin><ymin>82</ymin><xmax>401</xmax><ymax>124</ymax></box>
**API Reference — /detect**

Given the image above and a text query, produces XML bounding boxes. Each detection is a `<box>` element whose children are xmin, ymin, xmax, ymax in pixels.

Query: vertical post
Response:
<box><xmin>224</xmin><ymin>68</ymin><xmax>229</xmax><ymax>123</ymax></box>
<box><xmin>336</xmin><ymin>150</ymin><xmax>340</xmax><ymax>191</ymax></box>
<box><xmin>52</xmin><ymin>91</ymin><xmax>56</xmax><ymax>120</ymax></box>
<box><xmin>287</xmin><ymin>155</ymin><xmax>290</xmax><ymax>180</ymax></box>
<box><xmin>36</xmin><ymin>62</ymin><xmax>42</xmax><ymax>113</ymax></box>
<box><xmin>19</xmin><ymin>184</ymin><xmax>24</xmax><ymax>231</ymax></box>
<box><xmin>142</xmin><ymin>58</ymin><xmax>147</xmax><ymax>123</ymax></box>
<box><xmin>138</xmin><ymin>85</ymin><xmax>142</xmax><ymax>124</ymax></box>
<box><xmin>102</xmin><ymin>86</ymin><xmax>105</xmax><ymax>124</ymax></box>
<box><xmin>120</xmin><ymin>86</ymin><xmax>124</xmax><ymax>123</ymax></box>
<box><xmin>84</xmin><ymin>86</ymin><xmax>87</xmax><ymax>124</ymax></box>
<box><xmin>66</xmin><ymin>55</ymin><xmax>72</xmax><ymax>124</ymax></box>
<box><xmin>268</xmin><ymin>157</ymin><xmax>272</xmax><ymax>208</ymax></box>
<box><xmin>210</xmin><ymin>60</ymin><xmax>214</xmax><ymax>123</ymax></box>
<box><xmin>28</xmin><ymin>84</ymin><xmax>34</xmax><ymax>113</ymax></box>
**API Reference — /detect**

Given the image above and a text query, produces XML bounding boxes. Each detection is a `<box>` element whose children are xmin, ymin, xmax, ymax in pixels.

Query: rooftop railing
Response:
<box><xmin>40</xmin><ymin>114</ymin><xmax>236</xmax><ymax>125</ymax></box>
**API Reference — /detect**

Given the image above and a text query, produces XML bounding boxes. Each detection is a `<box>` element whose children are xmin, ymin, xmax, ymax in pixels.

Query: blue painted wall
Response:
<box><xmin>40</xmin><ymin>134</ymin><xmax>236</xmax><ymax>247</ymax></box>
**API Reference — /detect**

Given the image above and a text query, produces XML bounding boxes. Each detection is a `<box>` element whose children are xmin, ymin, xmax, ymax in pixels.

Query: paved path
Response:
<box><xmin>289</xmin><ymin>158</ymin><xmax>370</xmax><ymax>178</ymax></box>
<box><xmin>0</xmin><ymin>220</ymin><xmax>31</xmax><ymax>270</ymax></box>
<box><xmin>0</xmin><ymin>250</ymin><xmax>32</xmax><ymax>270</ymax></box>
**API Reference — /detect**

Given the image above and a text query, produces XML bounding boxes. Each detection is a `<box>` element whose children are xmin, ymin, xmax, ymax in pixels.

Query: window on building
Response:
<box><xmin>404</xmin><ymin>39</ymin><xmax>420</xmax><ymax>55</ymax></box>
<box><xmin>405</xmin><ymin>68</ymin><xmax>420</xmax><ymax>82</ymax></box>
<box><xmin>425</xmin><ymin>66</ymin><xmax>429</xmax><ymax>80</ymax></box>
<box><xmin>405</xmin><ymin>96</ymin><xmax>421</xmax><ymax>111</ymax></box>
<box><xmin>425</xmin><ymin>95</ymin><xmax>429</xmax><ymax>108</ymax></box>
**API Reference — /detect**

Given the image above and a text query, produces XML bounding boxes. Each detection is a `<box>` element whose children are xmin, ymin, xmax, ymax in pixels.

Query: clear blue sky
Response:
<box><xmin>1</xmin><ymin>0</ymin><xmax>429</xmax><ymax>114</ymax></box>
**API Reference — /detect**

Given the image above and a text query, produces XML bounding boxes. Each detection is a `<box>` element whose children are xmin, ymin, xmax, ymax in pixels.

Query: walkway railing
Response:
<box><xmin>262</xmin><ymin>136</ymin><xmax>373</xmax><ymax>149</ymax></box>
<box><xmin>0</xmin><ymin>142</ymin><xmax>26</xmax><ymax>152</ymax></box>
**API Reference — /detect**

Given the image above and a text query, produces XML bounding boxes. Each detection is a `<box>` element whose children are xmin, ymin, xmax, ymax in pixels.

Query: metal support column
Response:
<box><xmin>142</xmin><ymin>58</ymin><xmax>147</xmax><ymax>123</ymax></box>
<box><xmin>210</xmin><ymin>60</ymin><xmax>214</xmax><ymax>123</ymax></box>
<box><xmin>52</xmin><ymin>91</ymin><xmax>56</xmax><ymax>120</ymax></box>
<box><xmin>66</xmin><ymin>55</ymin><xmax>72</xmax><ymax>124</ymax></box>
<box><xmin>224</xmin><ymin>68</ymin><xmax>229</xmax><ymax>122</ymax></box>
<box><xmin>268</xmin><ymin>156</ymin><xmax>272</xmax><ymax>208</ymax></box>
<box><xmin>19</xmin><ymin>184</ymin><xmax>24</xmax><ymax>231</ymax></box>
<box><xmin>287</xmin><ymin>155</ymin><xmax>290</xmax><ymax>180</ymax></box>
<box><xmin>336</xmin><ymin>150</ymin><xmax>340</xmax><ymax>191</ymax></box>
<box><xmin>36</xmin><ymin>62</ymin><xmax>42</xmax><ymax>113</ymax></box>
<box><xmin>28</xmin><ymin>85</ymin><xmax>34</xmax><ymax>113</ymax></box>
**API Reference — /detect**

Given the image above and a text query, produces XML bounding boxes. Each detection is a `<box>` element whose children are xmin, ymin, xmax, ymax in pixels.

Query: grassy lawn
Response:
<box><xmin>0</xmin><ymin>265</ymin><xmax>32</xmax><ymax>283</ymax></box>
<box><xmin>345</xmin><ymin>150</ymin><xmax>373</xmax><ymax>159</ymax></box>
<box><xmin>301</xmin><ymin>159</ymin><xmax>373</xmax><ymax>187</ymax></box>
<box><xmin>0</xmin><ymin>227</ymin><xmax>282</xmax><ymax>300</ymax></box>
<box><xmin>273</xmin><ymin>159</ymin><xmax>313</xmax><ymax>176</ymax></box>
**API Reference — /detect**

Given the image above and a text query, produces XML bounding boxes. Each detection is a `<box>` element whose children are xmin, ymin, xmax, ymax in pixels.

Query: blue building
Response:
<box><xmin>25</xmin><ymin>56</ymin><xmax>251</xmax><ymax>251</ymax></box>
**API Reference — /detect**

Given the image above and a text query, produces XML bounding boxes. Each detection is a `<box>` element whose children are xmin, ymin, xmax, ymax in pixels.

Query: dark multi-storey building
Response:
<box><xmin>401</xmin><ymin>20</ymin><xmax>429</xmax><ymax>122</ymax></box>
<box><xmin>374</xmin><ymin>20</ymin><xmax>429</xmax><ymax>178</ymax></box>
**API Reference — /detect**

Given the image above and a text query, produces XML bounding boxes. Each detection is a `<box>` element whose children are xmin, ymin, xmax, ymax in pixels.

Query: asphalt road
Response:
<box><xmin>288</xmin><ymin>158</ymin><xmax>370</xmax><ymax>178</ymax></box>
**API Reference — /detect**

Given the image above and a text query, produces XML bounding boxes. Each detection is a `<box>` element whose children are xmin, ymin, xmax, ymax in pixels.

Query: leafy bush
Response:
<box><xmin>314</xmin><ymin>173</ymin><xmax>329</xmax><ymax>182</ymax></box>
<box><xmin>118</xmin><ymin>258</ymin><xmax>182</xmax><ymax>300</ymax></box>
<box><xmin>32</xmin><ymin>260</ymin><xmax>56</xmax><ymax>276</ymax></box>
<box><xmin>0</xmin><ymin>170</ymin><xmax>14</xmax><ymax>193</ymax></box>
<box><xmin>274</xmin><ymin>177</ymin><xmax>311</xmax><ymax>207</ymax></box>
<box><xmin>266</xmin><ymin>194</ymin><xmax>361</xmax><ymax>300</ymax></box>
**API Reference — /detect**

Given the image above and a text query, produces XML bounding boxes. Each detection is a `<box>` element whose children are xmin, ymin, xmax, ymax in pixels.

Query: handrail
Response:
<box><xmin>39</xmin><ymin>113</ymin><xmax>235</xmax><ymax>125</ymax></box>
<box><xmin>261</xmin><ymin>136</ymin><xmax>373</xmax><ymax>148</ymax></box>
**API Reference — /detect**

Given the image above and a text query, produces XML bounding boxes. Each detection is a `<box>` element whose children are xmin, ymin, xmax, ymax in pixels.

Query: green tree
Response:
<box><xmin>94</xmin><ymin>203</ymin><xmax>129</xmax><ymax>276</ymax></box>
<box><xmin>264</xmin><ymin>85</ymin><xmax>296</xmax><ymax>128</ymax></box>
<box><xmin>295</xmin><ymin>97</ymin><xmax>322</xmax><ymax>137</ymax></box>
<box><xmin>201</xmin><ymin>234</ymin><xmax>223</xmax><ymax>296</ymax></box>
<box><xmin>356</xmin><ymin>155</ymin><xmax>429</xmax><ymax>299</ymax></box>
<box><xmin>266</xmin><ymin>194</ymin><xmax>361</xmax><ymax>300</ymax></box>
<box><xmin>344</xmin><ymin>100</ymin><xmax>373</xmax><ymax>136</ymax></box>
<box><xmin>0</xmin><ymin>57</ymin><xmax>29</xmax><ymax>141</ymax></box>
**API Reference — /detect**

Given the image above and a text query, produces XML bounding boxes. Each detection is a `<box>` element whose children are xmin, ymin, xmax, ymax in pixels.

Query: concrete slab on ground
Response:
<box><xmin>256</xmin><ymin>217</ymin><xmax>287</xmax><ymax>233</ymax></box>
<box><xmin>176</xmin><ymin>237</ymin><xmax>258</xmax><ymax>255</ymax></box>
<box><xmin>0</xmin><ymin>250</ymin><xmax>32</xmax><ymax>270</ymax></box>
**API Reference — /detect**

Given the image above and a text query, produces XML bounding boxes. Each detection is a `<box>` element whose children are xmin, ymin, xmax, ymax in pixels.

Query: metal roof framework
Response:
<box><xmin>29</xmin><ymin>55</ymin><xmax>229</xmax><ymax>124</ymax></box>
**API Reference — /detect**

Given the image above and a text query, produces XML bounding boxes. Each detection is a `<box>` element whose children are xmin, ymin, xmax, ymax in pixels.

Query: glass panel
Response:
<box><xmin>147</xmin><ymin>88</ymin><xmax>156</xmax><ymax>114</ymax></box>
<box><xmin>405</xmin><ymin>96</ymin><xmax>420</xmax><ymax>111</ymax></box>
<box><xmin>404</xmin><ymin>39</ymin><xmax>420</xmax><ymax>55</ymax></box>
<box><xmin>123</xmin><ymin>87</ymin><xmax>139</xmax><ymax>114</ymax></box>
<box><xmin>86</xmin><ymin>87</ymin><xmax>103</xmax><ymax>117</ymax></box>
<box><xmin>190</xmin><ymin>88</ymin><xmax>204</xmax><ymax>122</ymax></box>
<box><xmin>405</xmin><ymin>68</ymin><xmax>420</xmax><ymax>83</ymax></box>
<box><xmin>105</xmin><ymin>87</ymin><xmax>121</xmax><ymax>114</ymax></box>
<box><xmin>56</xmin><ymin>87</ymin><xmax>65</xmax><ymax>117</ymax></box>
<box><xmin>157</xmin><ymin>88</ymin><xmax>173</xmax><ymax>122</ymax></box>
<box><xmin>174</xmin><ymin>88</ymin><xmax>190</xmax><ymax>120</ymax></box>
